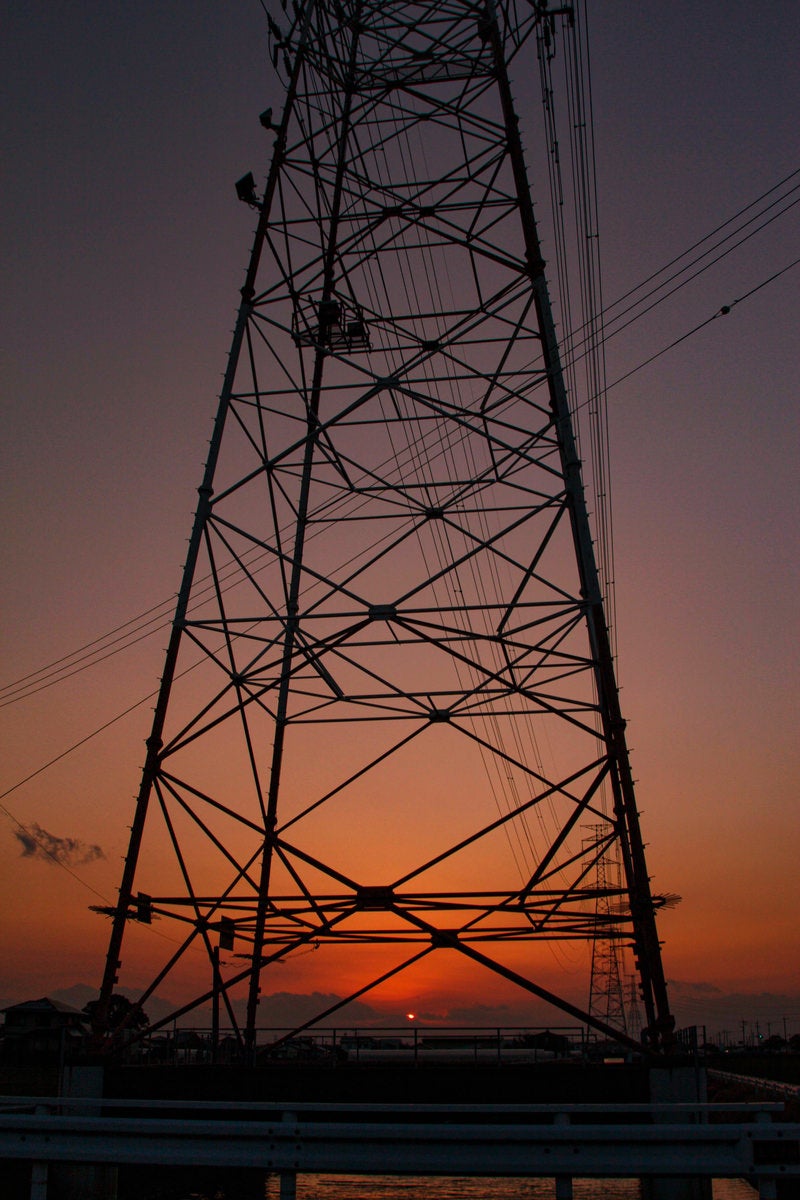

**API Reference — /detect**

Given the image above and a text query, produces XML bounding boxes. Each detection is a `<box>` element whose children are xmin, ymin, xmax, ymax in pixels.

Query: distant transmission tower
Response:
<box><xmin>626</xmin><ymin>972</ymin><xmax>644</xmax><ymax>1043</ymax></box>
<box><xmin>585</xmin><ymin>824</ymin><xmax>628</xmax><ymax>1038</ymax></box>
<box><xmin>96</xmin><ymin>0</ymin><xmax>674</xmax><ymax>1052</ymax></box>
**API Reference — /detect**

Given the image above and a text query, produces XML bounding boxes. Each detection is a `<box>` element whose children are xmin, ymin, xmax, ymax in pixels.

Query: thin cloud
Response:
<box><xmin>669</xmin><ymin>979</ymin><xmax>724</xmax><ymax>996</ymax></box>
<box><xmin>445</xmin><ymin>1003</ymin><xmax>513</xmax><ymax>1024</ymax></box>
<box><xmin>14</xmin><ymin>822</ymin><xmax>104</xmax><ymax>867</ymax></box>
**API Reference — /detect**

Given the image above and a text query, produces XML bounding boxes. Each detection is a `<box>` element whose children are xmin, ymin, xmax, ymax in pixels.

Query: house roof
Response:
<box><xmin>2</xmin><ymin>997</ymin><xmax>84</xmax><ymax>1016</ymax></box>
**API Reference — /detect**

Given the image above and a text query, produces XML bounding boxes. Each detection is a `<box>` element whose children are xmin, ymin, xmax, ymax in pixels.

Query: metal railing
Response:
<box><xmin>108</xmin><ymin>1024</ymin><xmax>594</xmax><ymax>1065</ymax></box>
<box><xmin>1</xmin><ymin>1096</ymin><xmax>796</xmax><ymax>1200</ymax></box>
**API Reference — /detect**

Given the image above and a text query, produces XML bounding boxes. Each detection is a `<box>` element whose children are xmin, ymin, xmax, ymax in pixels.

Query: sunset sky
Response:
<box><xmin>2</xmin><ymin>1</ymin><xmax>798</xmax><ymax>1038</ymax></box>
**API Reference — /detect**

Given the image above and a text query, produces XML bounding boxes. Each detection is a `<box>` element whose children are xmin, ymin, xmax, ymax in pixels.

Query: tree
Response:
<box><xmin>83</xmin><ymin>993</ymin><xmax>149</xmax><ymax>1035</ymax></box>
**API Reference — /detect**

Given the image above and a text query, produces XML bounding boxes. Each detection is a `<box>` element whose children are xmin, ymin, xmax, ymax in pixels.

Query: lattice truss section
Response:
<box><xmin>100</xmin><ymin>0</ymin><xmax>670</xmax><ymax>1046</ymax></box>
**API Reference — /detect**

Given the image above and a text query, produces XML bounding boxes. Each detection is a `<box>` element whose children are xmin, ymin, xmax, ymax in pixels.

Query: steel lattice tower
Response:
<box><xmin>97</xmin><ymin>0</ymin><xmax>674</xmax><ymax>1052</ymax></box>
<box><xmin>586</xmin><ymin>825</ymin><xmax>628</xmax><ymax>1038</ymax></box>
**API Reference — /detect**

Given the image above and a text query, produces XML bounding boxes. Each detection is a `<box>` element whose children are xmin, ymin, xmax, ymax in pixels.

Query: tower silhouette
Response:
<box><xmin>97</xmin><ymin>0</ymin><xmax>674</xmax><ymax>1052</ymax></box>
<box><xmin>586</xmin><ymin>825</ymin><xmax>628</xmax><ymax>1038</ymax></box>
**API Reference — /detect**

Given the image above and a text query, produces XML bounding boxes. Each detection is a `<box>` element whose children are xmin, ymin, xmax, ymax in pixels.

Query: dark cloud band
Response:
<box><xmin>14</xmin><ymin>822</ymin><xmax>104</xmax><ymax>867</ymax></box>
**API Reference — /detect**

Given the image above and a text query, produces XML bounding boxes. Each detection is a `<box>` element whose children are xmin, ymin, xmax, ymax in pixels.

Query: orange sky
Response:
<box><xmin>1</xmin><ymin>1</ymin><xmax>798</xmax><ymax>1037</ymax></box>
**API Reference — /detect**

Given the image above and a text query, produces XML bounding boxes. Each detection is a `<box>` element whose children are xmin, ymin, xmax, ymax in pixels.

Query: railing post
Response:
<box><xmin>280</xmin><ymin>1171</ymin><xmax>297</xmax><ymax>1200</ymax></box>
<box><xmin>55</xmin><ymin>1068</ymin><xmax>118</xmax><ymax>1199</ymax></box>
<box><xmin>279</xmin><ymin>1107</ymin><xmax>298</xmax><ymax>1199</ymax></box>
<box><xmin>30</xmin><ymin>1160</ymin><xmax>48</xmax><ymax>1200</ymax></box>
<box><xmin>555</xmin><ymin>1111</ymin><xmax>573</xmax><ymax>1200</ymax></box>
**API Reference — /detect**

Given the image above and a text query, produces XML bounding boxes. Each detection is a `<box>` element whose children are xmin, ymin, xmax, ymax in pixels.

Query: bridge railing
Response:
<box><xmin>113</xmin><ymin>1024</ymin><xmax>596</xmax><ymax>1065</ymax></box>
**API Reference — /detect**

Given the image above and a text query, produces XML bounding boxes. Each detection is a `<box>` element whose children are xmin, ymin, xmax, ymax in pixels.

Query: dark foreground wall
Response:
<box><xmin>106</xmin><ymin>1060</ymin><xmax>652</xmax><ymax>1105</ymax></box>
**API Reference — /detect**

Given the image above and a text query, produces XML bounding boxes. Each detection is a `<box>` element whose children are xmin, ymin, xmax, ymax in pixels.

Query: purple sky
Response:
<box><xmin>1</xmin><ymin>1</ymin><xmax>798</xmax><ymax>1029</ymax></box>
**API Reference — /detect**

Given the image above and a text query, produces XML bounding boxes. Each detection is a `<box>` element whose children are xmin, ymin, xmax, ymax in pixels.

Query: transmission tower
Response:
<box><xmin>585</xmin><ymin>824</ymin><xmax>628</xmax><ymax>1038</ymax></box>
<box><xmin>96</xmin><ymin>0</ymin><xmax>674</xmax><ymax>1053</ymax></box>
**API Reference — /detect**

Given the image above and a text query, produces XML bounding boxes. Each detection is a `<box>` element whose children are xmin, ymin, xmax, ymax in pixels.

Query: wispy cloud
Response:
<box><xmin>14</xmin><ymin>822</ymin><xmax>104</xmax><ymax>867</ymax></box>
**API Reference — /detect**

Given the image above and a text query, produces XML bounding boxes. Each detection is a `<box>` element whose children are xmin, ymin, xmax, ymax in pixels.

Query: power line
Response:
<box><xmin>0</xmin><ymin>687</ymin><xmax>160</xmax><ymax>803</ymax></box>
<box><xmin>599</xmin><ymin>255</ymin><xmax>800</xmax><ymax>399</ymax></box>
<box><xmin>2</xmin><ymin>250</ymin><xmax>795</xmax><ymax>816</ymax></box>
<box><xmin>602</xmin><ymin>167</ymin><xmax>800</xmax><ymax>318</ymax></box>
<box><xmin>592</xmin><ymin>194</ymin><xmax>800</xmax><ymax>352</ymax></box>
<box><xmin>561</xmin><ymin>169</ymin><xmax>800</xmax><ymax>361</ymax></box>
<box><xmin>3</xmin><ymin>168</ymin><xmax>796</xmax><ymax>709</ymax></box>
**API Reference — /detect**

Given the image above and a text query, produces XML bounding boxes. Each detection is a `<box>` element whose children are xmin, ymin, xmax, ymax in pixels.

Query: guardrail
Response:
<box><xmin>1</xmin><ymin>1097</ymin><xmax>797</xmax><ymax>1200</ymax></box>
